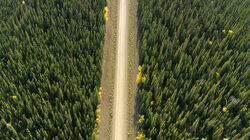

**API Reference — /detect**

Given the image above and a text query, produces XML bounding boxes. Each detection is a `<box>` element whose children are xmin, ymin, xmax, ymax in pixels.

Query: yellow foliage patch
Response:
<box><xmin>222</xmin><ymin>107</ymin><xmax>227</xmax><ymax>112</ymax></box>
<box><xmin>137</xmin><ymin>114</ymin><xmax>145</xmax><ymax>124</ymax></box>
<box><xmin>138</xmin><ymin>65</ymin><xmax>142</xmax><ymax>71</ymax></box>
<box><xmin>96</xmin><ymin>108</ymin><xmax>100</xmax><ymax>114</ymax></box>
<box><xmin>136</xmin><ymin>72</ymin><xmax>142</xmax><ymax>83</ymax></box>
<box><xmin>6</xmin><ymin>123</ymin><xmax>11</xmax><ymax>127</ymax></box>
<box><xmin>137</xmin><ymin>66</ymin><xmax>146</xmax><ymax>83</ymax></box>
<box><xmin>150</xmin><ymin>101</ymin><xmax>154</xmax><ymax>106</ymax></box>
<box><xmin>104</xmin><ymin>6</ymin><xmax>109</xmax><ymax>21</ymax></box>
<box><xmin>142</xmin><ymin>76</ymin><xmax>146</xmax><ymax>83</ymax></box>
<box><xmin>136</xmin><ymin>131</ymin><xmax>145</xmax><ymax>140</ymax></box>
<box><xmin>12</xmin><ymin>96</ymin><xmax>17</xmax><ymax>99</ymax></box>
<box><xmin>228</xmin><ymin>30</ymin><xmax>233</xmax><ymax>34</ymax></box>
<box><xmin>216</xmin><ymin>72</ymin><xmax>219</xmax><ymax>77</ymax></box>
<box><xmin>104</xmin><ymin>7</ymin><xmax>109</xmax><ymax>12</ymax></box>
<box><xmin>96</xmin><ymin>117</ymin><xmax>100</xmax><ymax>123</ymax></box>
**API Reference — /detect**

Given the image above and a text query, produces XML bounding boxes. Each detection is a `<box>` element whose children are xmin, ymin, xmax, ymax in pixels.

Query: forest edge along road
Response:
<box><xmin>112</xmin><ymin>0</ymin><xmax>128</xmax><ymax>139</ymax></box>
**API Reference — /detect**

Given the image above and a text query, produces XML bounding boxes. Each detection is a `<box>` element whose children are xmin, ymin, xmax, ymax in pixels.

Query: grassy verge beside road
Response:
<box><xmin>127</xmin><ymin>0</ymin><xmax>139</xmax><ymax>139</ymax></box>
<box><xmin>99</xmin><ymin>0</ymin><xmax>118</xmax><ymax>139</ymax></box>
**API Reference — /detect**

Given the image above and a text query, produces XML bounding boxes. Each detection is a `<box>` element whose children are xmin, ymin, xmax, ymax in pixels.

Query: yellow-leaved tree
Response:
<box><xmin>137</xmin><ymin>71</ymin><xmax>142</xmax><ymax>83</ymax></box>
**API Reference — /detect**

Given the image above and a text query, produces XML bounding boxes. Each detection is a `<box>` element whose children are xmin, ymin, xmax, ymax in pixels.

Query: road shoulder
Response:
<box><xmin>99</xmin><ymin>0</ymin><xmax>118</xmax><ymax>139</ymax></box>
<box><xmin>127</xmin><ymin>0</ymin><xmax>139</xmax><ymax>139</ymax></box>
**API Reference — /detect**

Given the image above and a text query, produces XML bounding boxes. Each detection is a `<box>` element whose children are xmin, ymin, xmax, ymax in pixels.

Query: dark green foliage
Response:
<box><xmin>0</xmin><ymin>0</ymin><xmax>106</xmax><ymax>139</ymax></box>
<box><xmin>138</xmin><ymin>0</ymin><xmax>249</xmax><ymax>139</ymax></box>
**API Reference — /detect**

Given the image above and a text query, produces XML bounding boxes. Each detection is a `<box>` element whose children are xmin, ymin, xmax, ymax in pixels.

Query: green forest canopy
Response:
<box><xmin>137</xmin><ymin>0</ymin><xmax>249</xmax><ymax>139</ymax></box>
<box><xmin>0</xmin><ymin>0</ymin><xmax>106</xmax><ymax>139</ymax></box>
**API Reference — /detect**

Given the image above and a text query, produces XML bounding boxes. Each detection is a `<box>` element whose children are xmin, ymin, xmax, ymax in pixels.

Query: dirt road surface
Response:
<box><xmin>112</xmin><ymin>0</ymin><xmax>128</xmax><ymax>139</ymax></box>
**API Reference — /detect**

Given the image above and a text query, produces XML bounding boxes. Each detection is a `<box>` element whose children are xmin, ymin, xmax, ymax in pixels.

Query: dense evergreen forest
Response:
<box><xmin>0</xmin><ymin>0</ymin><xmax>106</xmax><ymax>139</ymax></box>
<box><xmin>137</xmin><ymin>0</ymin><xmax>249</xmax><ymax>139</ymax></box>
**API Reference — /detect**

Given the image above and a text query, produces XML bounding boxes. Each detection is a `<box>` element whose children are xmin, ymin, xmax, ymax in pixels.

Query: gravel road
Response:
<box><xmin>112</xmin><ymin>0</ymin><xmax>128</xmax><ymax>139</ymax></box>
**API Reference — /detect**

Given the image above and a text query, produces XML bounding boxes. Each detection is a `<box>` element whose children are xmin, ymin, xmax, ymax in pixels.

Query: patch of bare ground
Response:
<box><xmin>127</xmin><ymin>0</ymin><xmax>139</xmax><ymax>139</ymax></box>
<box><xmin>99</xmin><ymin>0</ymin><xmax>118</xmax><ymax>139</ymax></box>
